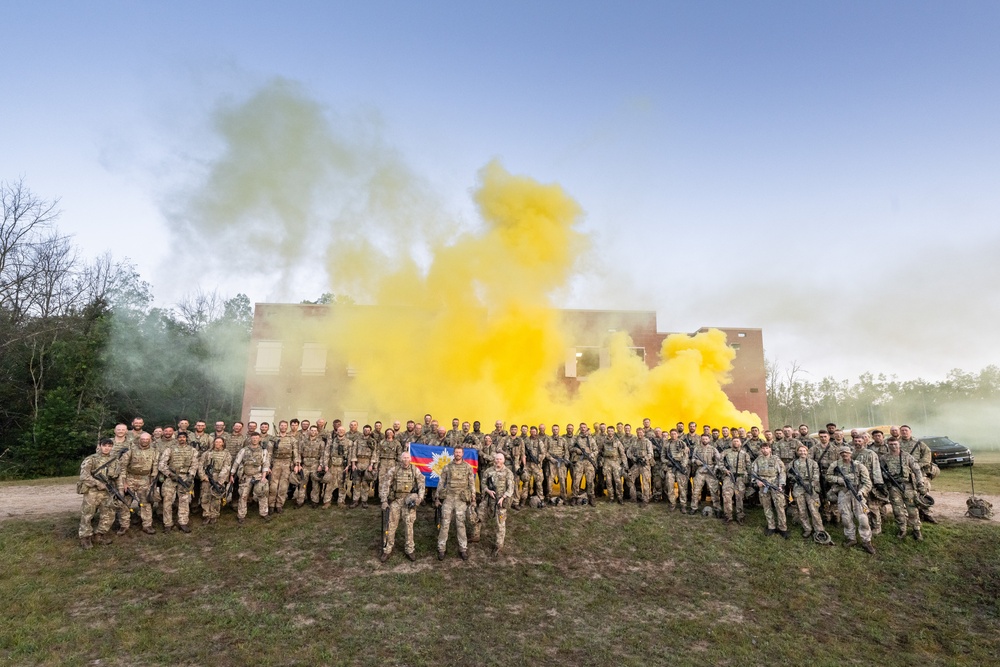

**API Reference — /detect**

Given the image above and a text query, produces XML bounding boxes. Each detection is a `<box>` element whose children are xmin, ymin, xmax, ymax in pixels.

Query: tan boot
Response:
<box><xmin>79</xmin><ymin>536</ymin><xmax>93</xmax><ymax>550</ymax></box>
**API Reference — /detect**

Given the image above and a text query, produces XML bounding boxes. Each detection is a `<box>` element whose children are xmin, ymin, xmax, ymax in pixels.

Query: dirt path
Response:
<box><xmin>1</xmin><ymin>482</ymin><xmax>998</xmax><ymax>523</ymax></box>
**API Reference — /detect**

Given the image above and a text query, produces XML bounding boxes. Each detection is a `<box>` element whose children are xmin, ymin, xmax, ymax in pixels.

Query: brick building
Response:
<box><xmin>241</xmin><ymin>303</ymin><xmax>768</xmax><ymax>429</ymax></box>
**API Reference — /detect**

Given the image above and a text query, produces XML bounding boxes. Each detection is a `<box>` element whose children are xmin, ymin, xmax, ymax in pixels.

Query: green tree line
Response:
<box><xmin>0</xmin><ymin>179</ymin><xmax>251</xmax><ymax>478</ymax></box>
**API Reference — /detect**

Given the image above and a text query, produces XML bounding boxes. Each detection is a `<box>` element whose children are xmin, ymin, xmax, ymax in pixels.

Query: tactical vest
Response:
<box><xmin>126</xmin><ymin>447</ymin><xmax>157</xmax><ymax>477</ymax></box>
<box><xmin>755</xmin><ymin>455</ymin><xmax>782</xmax><ymax>482</ymax></box>
<box><xmin>487</xmin><ymin>468</ymin><xmax>512</xmax><ymax>496</ymax></box>
<box><xmin>445</xmin><ymin>462</ymin><xmax>473</xmax><ymax>502</ymax></box>
<box><xmin>392</xmin><ymin>465</ymin><xmax>416</xmax><ymax>496</ymax></box>
<box><xmin>205</xmin><ymin>450</ymin><xmax>230</xmax><ymax>474</ymax></box>
<box><xmin>790</xmin><ymin>458</ymin><xmax>816</xmax><ymax>487</ymax></box>
<box><xmin>167</xmin><ymin>444</ymin><xmax>195</xmax><ymax>475</ymax></box>
<box><xmin>377</xmin><ymin>441</ymin><xmax>399</xmax><ymax>468</ymax></box>
<box><xmin>602</xmin><ymin>440</ymin><xmax>621</xmax><ymax>461</ymax></box>
<box><xmin>272</xmin><ymin>436</ymin><xmax>295</xmax><ymax>462</ymax></box>
<box><xmin>330</xmin><ymin>438</ymin><xmax>349</xmax><ymax>463</ymax></box>
<box><xmin>355</xmin><ymin>437</ymin><xmax>375</xmax><ymax>464</ymax></box>
<box><xmin>883</xmin><ymin>454</ymin><xmax>912</xmax><ymax>484</ymax></box>
<box><xmin>836</xmin><ymin>462</ymin><xmax>861</xmax><ymax>487</ymax></box>
<box><xmin>723</xmin><ymin>449</ymin><xmax>747</xmax><ymax>475</ymax></box>
<box><xmin>242</xmin><ymin>447</ymin><xmax>266</xmax><ymax>477</ymax></box>
<box><xmin>300</xmin><ymin>438</ymin><xmax>323</xmax><ymax>466</ymax></box>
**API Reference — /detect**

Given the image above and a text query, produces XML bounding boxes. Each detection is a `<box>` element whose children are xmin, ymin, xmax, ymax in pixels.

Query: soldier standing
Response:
<box><xmin>626</xmin><ymin>427</ymin><xmax>655</xmax><ymax>504</ymax></box>
<box><xmin>483</xmin><ymin>452</ymin><xmax>516</xmax><ymax>556</ymax></box>
<box><xmin>663</xmin><ymin>429</ymin><xmax>690</xmax><ymax>511</ymax></box>
<box><xmin>231</xmin><ymin>433</ymin><xmax>271</xmax><ymax>524</ymax></box>
<box><xmin>158</xmin><ymin>432</ymin><xmax>198</xmax><ymax>533</ymax></box>
<box><xmin>880</xmin><ymin>439</ymin><xmax>926</xmax><ymax>541</ymax></box>
<box><xmin>751</xmin><ymin>442</ymin><xmax>788</xmax><ymax>537</ymax></box>
<box><xmin>435</xmin><ymin>445</ymin><xmax>477</xmax><ymax>560</ymax></box>
<box><xmin>811</xmin><ymin>430</ymin><xmax>841</xmax><ymax>524</ymax></box>
<box><xmin>295</xmin><ymin>425</ymin><xmax>326</xmax><ymax>507</ymax></box>
<box><xmin>788</xmin><ymin>444</ymin><xmax>826</xmax><ymax>540</ymax></box>
<box><xmin>598</xmin><ymin>426</ymin><xmax>627</xmax><ymax>504</ymax></box>
<box><xmin>374</xmin><ymin>427</ymin><xmax>402</xmax><ymax>501</ymax></box>
<box><xmin>570</xmin><ymin>424</ymin><xmax>598</xmax><ymax>506</ymax></box>
<box><xmin>719</xmin><ymin>437</ymin><xmax>751</xmax><ymax>524</ymax></box>
<box><xmin>852</xmin><ymin>433</ymin><xmax>885</xmax><ymax>536</ymax></box>
<box><xmin>520</xmin><ymin>426</ymin><xmax>547</xmax><ymax>508</ymax></box>
<box><xmin>827</xmin><ymin>446</ymin><xmax>876</xmax><ymax>554</ymax></box>
<box><xmin>899</xmin><ymin>425</ymin><xmax>938</xmax><ymax>524</ymax></box>
<box><xmin>349</xmin><ymin>425</ymin><xmax>379</xmax><ymax>508</ymax></box>
<box><xmin>267</xmin><ymin>420</ymin><xmax>299</xmax><ymax>514</ymax></box>
<box><xmin>200</xmin><ymin>436</ymin><xmax>232</xmax><ymax>525</ymax></box>
<box><xmin>689</xmin><ymin>435</ymin><xmax>722</xmax><ymax>516</ymax></box>
<box><xmin>379</xmin><ymin>452</ymin><xmax>426</xmax><ymax>562</ymax></box>
<box><xmin>78</xmin><ymin>438</ymin><xmax>123</xmax><ymax>548</ymax></box>
<box><xmin>321</xmin><ymin>426</ymin><xmax>352</xmax><ymax>507</ymax></box>
<box><xmin>119</xmin><ymin>432</ymin><xmax>159</xmax><ymax>535</ymax></box>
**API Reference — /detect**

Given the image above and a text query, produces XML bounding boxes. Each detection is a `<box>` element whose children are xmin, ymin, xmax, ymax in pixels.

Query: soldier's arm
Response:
<box><xmin>157</xmin><ymin>449</ymin><xmax>172</xmax><ymax>476</ymax></box>
<box><xmin>415</xmin><ymin>467</ymin><xmax>426</xmax><ymax>501</ymax></box>
<box><xmin>80</xmin><ymin>457</ymin><xmax>99</xmax><ymax>489</ymax></box>
<box><xmin>230</xmin><ymin>449</ymin><xmax>245</xmax><ymax>479</ymax></box>
<box><xmin>221</xmin><ymin>452</ymin><xmax>233</xmax><ymax>478</ymax></box>
<box><xmin>908</xmin><ymin>456</ymin><xmax>925</xmax><ymax>490</ymax></box>
<box><xmin>379</xmin><ymin>468</ymin><xmax>394</xmax><ymax>503</ymax></box>
<box><xmin>869</xmin><ymin>456</ymin><xmax>884</xmax><ymax>485</ymax></box>
<box><xmin>435</xmin><ymin>467</ymin><xmax>448</xmax><ymax>502</ymax></box>
<box><xmin>262</xmin><ymin>450</ymin><xmax>271</xmax><ymax>476</ymax></box>
<box><xmin>858</xmin><ymin>464</ymin><xmax>872</xmax><ymax>495</ymax></box>
<box><xmin>777</xmin><ymin>460</ymin><xmax>786</xmax><ymax>489</ymax></box>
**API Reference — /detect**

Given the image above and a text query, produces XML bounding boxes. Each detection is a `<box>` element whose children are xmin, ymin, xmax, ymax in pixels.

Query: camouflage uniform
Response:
<box><xmin>500</xmin><ymin>432</ymin><xmax>524</xmax><ymax>508</ymax></box>
<box><xmin>78</xmin><ymin>450</ymin><xmax>122</xmax><ymax>540</ymax></box>
<box><xmin>232</xmin><ymin>443</ymin><xmax>271</xmax><ymax>520</ymax></box>
<box><xmin>322</xmin><ymin>434</ymin><xmax>352</xmax><ymax>506</ymax></box>
<box><xmin>267</xmin><ymin>433</ymin><xmax>299</xmax><ymax>512</ymax></box>
<box><xmin>854</xmin><ymin>446</ymin><xmax>884</xmax><ymax>536</ymax></box>
<box><xmin>827</xmin><ymin>459</ymin><xmax>874</xmax><ymax>546</ymax></box>
<box><xmin>520</xmin><ymin>436</ymin><xmax>547</xmax><ymax>505</ymax></box>
<box><xmin>570</xmin><ymin>433</ymin><xmax>599</xmax><ymax>505</ymax></box>
<box><xmin>349</xmin><ymin>434</ymin><xmax>379</xmax><ymax>506</ymax></box>
<box><xmin>158</xmin><ymin>440</ymin><xmax>199</xmax><ymax>530</ymax></box>
<box><xmin>119</xmin><ymin>443</ymin><xmax>159</xmax><ymax>532</ymax></box>
<box><xmin>751</xmin><ymin>453</ymin><xmax>787</xmax><ymax>532</ymax></box>
<box><xmin>483</xmin><ymin>465</ymin><xmax>516</xmax><ymax>551</ymax></box>
<box><xmin>880</xmin><ymin>451</ymin><xmax>925</xmax><ymax>538</ymax></box>
<box><xmin>295</xmin><ymin>434</ymin><xmax>326</xmax><ymax>506</ymax></box>
<box><xmin>902</xmin><ymin>436</ymin><xmax>936</xmax><ymax>523</ymax></box>
<box><xmin>719</xmin><ymin>448</ymin><xmax>751</xmax><ymax>521</ymax></box>
<box><xmin>598</xmin><ymin>433</ymin><xmax>627</xmax><ymax>503</ymax></box>
<box><xmin>375</xmin><ymin>437</ymin><xmax>403</xmax><ymax>498</ymax></box>
<box><xmin>689</xmin><ymin>443</ymin><xmax>721</xmax><ymax>514</ymax></box>
<box><xmin>545</xmin><ymin>434</ymin><xmax>570</xmax><ymax>502</ymax></box>
<box><xmin>436</xmin><ymin>458</ymin><xmax>477</xmax><ymax>555</ymax></box>
<box><xmin>811</xmin><ymin>439</ymin><xmax>842</xmax><ymax>521</ymax></box>
<box><xmin>787</xmin><ymin>457</ymin><xmax>825</xmax><ymax>537</ymax></box>
<box><xmin>663</xmin><ymin>438</ymin><xmax>690</xmax><ymax>509</ymax></box>
<box><xmin>626</xmin><ymin>436</ymin><xmax>655</xmax><ymax>503</ymax></box>
<box><xmin>200</xmin><ymin>448</ymin><xmax>233</xmax><ymax>521</ymax></box>
<box><xmin>380</xmin><ymin>461</ymin><xmax>426</xmax><ymax>558</ymax></box>
<box><xmin>188</xmin><ymin>430</ymin><xmax>214</xmax><ymax>454</ymax></box>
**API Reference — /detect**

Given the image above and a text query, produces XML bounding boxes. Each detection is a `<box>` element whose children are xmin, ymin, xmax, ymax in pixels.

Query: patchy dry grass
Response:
<box><xmin>1</xmin><ymin>498</ymin><xmax>999</xmax><ymax>666</ymax></box>
<box><xmin>935</xmin><ymin>462</ymin><xmax>1000</xmax><ymax>495</ymax></box>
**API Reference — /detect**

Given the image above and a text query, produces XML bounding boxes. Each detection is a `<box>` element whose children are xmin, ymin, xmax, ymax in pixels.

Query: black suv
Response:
<box><xmin>921</xmin><ymin>436</ymin><xmax>974</xmax><ymax>467</ymax></box>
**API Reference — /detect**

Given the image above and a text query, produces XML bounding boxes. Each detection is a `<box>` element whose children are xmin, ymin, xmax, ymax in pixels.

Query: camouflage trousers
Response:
<box><xmin>651</xmin><ymin>463</ymin><xmax>665</xmax><ymax>498</ymax></box>
<box><xmin>437</xmin><ymin>496</ymin><xmax>470</xmax><ymax>551</ymax></box>
<box><xmin>238</xmin><ymin>476</ymin><xmax>269</xmax><ymax>519</ymax></box>
<box><xmin>352</xmin><ymin>464</ymin><xmax>375</xmax><ymax>503</ymax></box>
<box><xmin>546</xmin><ymin>460</ymin><xmax>569</xmax><ymax>500</ymax></box>
<box><xmin>720</xmin><ymin>476</ymin><xmax>746</xmax><ymax>520</ymax></box>
<box><xmin>121</xmin><ymin>476</ymin><xmax>154</xmax><ymax>528</ymax></box>
<box><xmin>321</xmin><ymin>462</ymin><xmax>350</xmax><ymax>505</ymax></box>
<box><xmin>690</xmin><ymin>470</ymin><xmax>720</xmax><ymax>511</ymax></box>
<box><xmin>572</xmin><ymin>461</ymin><xmax>596</xmax><ymax>501</ymax></box>
<box><xmin>601</xmin><ymin>462</ymin><xmax>624</xmax><ymax>501</ymax></box>
<box><xmin>268</xmin><ymin>460</ymin><xmax>293</xmax><ymax>509</ymax></box>
<box><xmin>866</xmin><ymin>492</ymin><xmax>883</xmax><ymax>535</ymax></box>
<box><xmin>626</xmin><ymin>464</ymin><xmax>651</xmax><ymax>503</ymax></box>
<box><xmin>837</xmin><ymin>490</ymin><xmax>872</xmax><ymax>542</ymax></box>
<box><xmin>792</xmin><ymin>488</ymin><xmax>825</xmax><ymax>534</ymax></box>
<box><xmin>201</xmin><ymin>483</ymin><xmax>227</xmax><ymax>519</ymax></box>
<box><xmin>294</xmin><ymin>465</ymin><xmax>323</xmax><ymax>506</ymax></box>
<box><xmin>79</xmin><ymin>488</ymin><xmax>115</xmax><ymax>538</ymax></box>
<box><xmin>519</xmin><ymin>462</ymin><xmax>545</xmax><ymax>502</ymax></box>
<box><xmin>484</xmin><ymin>498</ymin><xmax>509</xmax><ymax>549</ymax></box>
<box><xmin>760</xmin><ymin>488</ymin><xmax>787</xmax><ymax>530</ymax></box>
<box><xmin>664</xmin><ymin>467</ymin><xmax>688</xmax><ymax>507</ymax></box>
<box><xmin>889</xmin><ymin>484</ymin><xmax>921</xmax><ymax>534</ymax></box>
<box><xmin>383</xmin><ymin>498</ymin><xmax>417</xmax><ymax>555</ymax></box>
<box><xmin>162</xmin><ymin>478</ymin><xmax>193</xmax><ymax>528</ymax></box>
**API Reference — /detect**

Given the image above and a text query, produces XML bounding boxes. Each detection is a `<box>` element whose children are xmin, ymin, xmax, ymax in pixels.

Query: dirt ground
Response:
<box><xmin>1</xmin><ymin>482</ymin><xmax>997</xmax><ymax>523</ymax></box>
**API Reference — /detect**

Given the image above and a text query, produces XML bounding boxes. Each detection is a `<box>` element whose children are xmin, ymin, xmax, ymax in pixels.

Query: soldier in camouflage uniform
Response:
<box><xmin>230</xmin><ymin>433</ymin><xmax>271</xmax><ymax>523</ymax></box>
<box><xmin>545</xmin><ymin>424</ymin><xmax>570</xmax><ymax>504</ymax></box>
<box><xmin>124</xmin><ymin>417</ymin><xmax>147</xmax><ymax>447</ymax></box>
<box><xmin>570</xmin><ymin>424</ymin><xmax>599</xmax><ymax>506</ymax></box>
<box><xmin>787</xmin><ymin>444</ymin><xmax>826</xmax><ymax>539</ymax></box>
<box><xmin>435</xmin><ymin>446</ymin><xmax>477</xmax><ymax>560</ymax></box>
<box><xmin>266</xmin><ymin>420</ymin><xmax>299</xmax><ymax>514</ymax></box>
<box><xmin>349</xmin><ymin>425</ymin><xmax>379</xmax><ymax>508</ymax></box>
<box><xmin>78</xmin><ymin>439</ymin><xmax>123</xmax><ymax>548</ymax></box>
<box><xmin>119</xmin><ymin>432</ymin><xmax>159</xmax><ymax>535</ymax></box>
<box><xmin>158</xmin><ymin>432</ymin><xmax>199</xmax><ymax>533</ymax></box>
<box><xmin>751</xmin><ymin>442</ymin><xmax>788</xmax><ymax>537</ymax></box>
<box><xmin>483</xmin><ymin>452</ymin><xmax>516</xmax><ymax>556</ymax></box>
<box><xmin>489</xmin><ymin>421</ymin><xmax>506</xmax><ymax>448</ymax></box>
<box><xmin>397</xmin><ymin>420</ymin><xmax>418</xmax><ymax>450</ymax></box>
<box><xmin>188</xmin><ymin>421</ymin><xmax>213</xmax><ymax>453</ymax></box>
<box><xmin>294</xmin><ymin>425</ymin><xmax>326</xmax><ymax>507</ymax></box>
<box><xmin>626</xmin><ymin>427</ymin><xmax>655</xmax><ymax>504</ymax></box>
<box><xmin>811</xmin><ymin>430</ymin><xmax>841</xmax><ymax>524</ymax></box>
<box><xmin>718</xmin><ymin>437</ymin><xmax>751</xmax><ymax>523</ymax></box>
<box><xmin>852</xmin><ymin>433</ymin><xmax>885</xmax><ymax>536</ymax></box>
<box><xmin>200</xmin><ymin>436</ymin><xmax>233</xmax><ymax>525</ymax></box>
<box><xmin>375</xmin><ymin>427</ymin><xmax>402</xmax><ymax>501</ymax></box>
<box><xmin>827</xmin><ymin>447</ymin><xmax>876</xmax><ymax>554</ymax></box>
<box><xmin>321</xmin><ymin>426</ymin><xmax>352</xmax><ymax>507</ymax></box>
<box><xmin>662</xmin><ymin>429</ymin><xmax>689</xmax><ymax>511</ymax></box>
<box><xmin>379</xmin><ymin>452</ymin><xmax>426</xmax><ymax>562</ymax></box>
<box><xmin>899</xmin><ymin>425</ymin><xmax>938</xmax><ymax>524</ymax></box>
<box><xmin>500</xmin><ymin>425</ymin><xmax>524</xmax><ymax>509</ymax></box>
<box><xmin>689</xmin><ymin>435</ymin><xmax>722</xmax><ymax>515</ymax></box>
<box><xmin>520</xmin><ymin>426</ymin><xmax>548</xmax><ymax>507</ymax></box>
<box><xmin>880</xmin><ymin>439</ymin><xmax>926</xmax><ymax>541</ymax></box>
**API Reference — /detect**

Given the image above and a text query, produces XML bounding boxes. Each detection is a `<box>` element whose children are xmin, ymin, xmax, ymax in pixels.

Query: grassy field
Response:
<box><xmin>2</xmin><ymin>484</ymin><xmax>1000</xmax><ymax>667</ymax></box>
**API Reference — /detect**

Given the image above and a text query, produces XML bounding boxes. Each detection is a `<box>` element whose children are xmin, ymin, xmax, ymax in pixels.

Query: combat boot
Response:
<box><xmin>116</xmin><ymin>526</ymin><xmax>129</xmax><ymax>537</ymax></box>
<box><xmin>780</xmin><ymin>530</ymin><xmax>790</xmax><ymax>540</ymax></box>
<box><xmin>274</xmin><ymin>505</ymin><xmax>283</xmax><ymax>514</ymax></box>
<box><xmin>844</xmin><ymin>538</ymin><xmax>857</xmax><ymax>548</ymax></box>
<box><xmin>237</xmin><ymin>517</ymin><xmax>245</xmax><ymax>525</ymax></box>
<box><xmin>922</xmin><ymin>513</ymin><xmax>938</xmax><ymax>524</ymax></box>
<box><xmin>379</xmin><ymin>551</ymin><xmax>390</xmax><ymax>563</ymax></box>
<box><xmin>79</xmin><ymin>536</ymin><xmax>93</xmax><ymax>550</ymax></box>
<box><xmin>802</xmin><ymin>529</ymin><xmax>812</xmax><ymax>539</ymax></box>
<box><xmin>459</xmin><ymin>549</ymin><xmax>469</xmax><ymax>561</ymax></box>
<box><xmin>862</xmin><ymin>541</ymin><xmax>876</xmax><ymax>555</ymax></box>
<box><xmin>93</xmin><ymin>533</ymin><xmax>111</xmax><ymax>545</ymax></box>
<box><xmin>765</xmin><ymin>528</ymin><xmax>775</xmax><ymax>536</ymax></box>
<box><xmin>437</xmin><ymin>549</ymin><xmax>445</xmax><ymax>561</ymax></box>
<box><xmin>178</xmin><ymin>523</ymin><xmax>191</xmax><ymax>533</ymax></box>
<box><xmin>405</xmin><ymin>551</ymin><xmax>416</xmax><ymax>562</ymax></box>
<box><xmin>897</xmin><ymin>528</ymin><xmax>907</xmax><ymax>539</ymax></box>
<box><xmin>142</xmin><ymin>526</ymin><xmax>156</xmax><ymax>535</ymax></box>
<box><xmin>913</xmin><ymin>529</ymin><xmax>924</xmax><ymax>542</ymax></box>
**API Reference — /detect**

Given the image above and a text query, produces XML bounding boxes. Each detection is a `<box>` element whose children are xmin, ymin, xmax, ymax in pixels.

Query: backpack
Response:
<box><xmin>966</xmin><ymin>496</ymin><xmax>994</xmax><ymax>520</ymax></box>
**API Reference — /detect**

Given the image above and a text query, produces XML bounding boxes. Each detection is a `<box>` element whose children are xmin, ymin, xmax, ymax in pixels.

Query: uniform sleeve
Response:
<box><xmin>826</xmin><ymin>462</ymin><xmax>842</xmax><ymax>485</ymax></box>
<box><xmin>809</xmin><ymin>460</ymin><xmax>820</xmax><ymax>486</ymax></box>
<box><xmin>435</xmin><ymin>466</ymin><xmax>449</xmax><ymax>501</ymax></box>
<box><xmin>776</xmin><ymin>460</ymin><xmax>786</xmax><ymax>488</ymax></box>
<box><xmin>415</xmin><ymin>465</ymin><xmax>426</xmax><ymax>498</ymax></box>
<box><xmin>221</xmin><ymin>452</ymin><xmax>233</xmax><ymax>478</ymax></box>
<box><xmin>262</xmin><ymin>449</ymin><xmax>271</xmax><ymax>475</ymax></box>
<box><xmin>231</xmin><ymin>448</ymin><xmax>245</xmax><ymax>476</ymax></box>
<box><xmin>79</xmin><ymin>456</ymin><xmax>99</xmax><ymax>489</ymax></box>
<box><xmin>158</xmin><ymin>448</ymin><xmax>172</xmax><ymax>476</ymax></box>
<box><xmin>858</xmin><ymin>464</ymin><xmax>872</xmax><ymax>495</ymax></box>
<box><xmin>868</xmin><ymin>455</ymin><xmax>884</xmax><ymax>485</ymax></box>
<box><xmin>467</xmin><ymin>464</ymin><xmax>477</xmax><ymax>501</ymax></box>
<box><xmin>380</xmin><ymin>468</ymin><xmax>395</xmax><ymax>503</ymax></box>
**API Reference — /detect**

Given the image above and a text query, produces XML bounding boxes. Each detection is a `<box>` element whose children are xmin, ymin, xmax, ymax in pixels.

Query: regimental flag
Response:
<box><xmin>409</xmin><ymin>444</ymin><xmax>479</xmax><ymax>488</ymax></box>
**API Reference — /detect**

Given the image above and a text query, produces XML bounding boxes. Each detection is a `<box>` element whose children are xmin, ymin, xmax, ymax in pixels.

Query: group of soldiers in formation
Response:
<box><xmin>78</xmin><ymin>414</ymin><xmax>937</xmax><ymax>560</ymax></box>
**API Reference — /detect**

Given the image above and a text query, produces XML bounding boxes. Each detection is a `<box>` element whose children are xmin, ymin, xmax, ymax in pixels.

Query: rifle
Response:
<box><xmin>750</xmin><ymin>471</ymin><xmax>782</xmax><ymax>494</ymax></box>
<box><xmin>881</xmin><ymin>463</ymin><xmax>906</xmax><ymax>495</ymax></box>
<box><xmin>690</xmin><ymin>447</ymin><xmax>714</xmax><ymax>475</ymax></box>
<box><xmin>382</xmin><ymin>505</ymin><xmax>390</xmax><ymax>551</ymax></box>
<box><xmin>147</xmin><ymin>474</ymin><xmax>163</xmax><ymax>504</ymax></box>
<box><xmin>573</xmin><ymin>441</ymin><xmax>597</xmax><ymax>469</ymax></box>
<box><xmin>171</xmin><ymin>472</ymin><xmax>193</xmax><ymax>494</ymax></box>
<box><xmin>721</xmin><ymin>455</ymin><xmax>737</xmax><ymax>485</ymax></box>
<box><xmin>435</xmin><ymin>501</ymin><xmax>443</xmax><ymax>532</ymax></box>
<box><xmin>92</xmin><ymin>470</ymin><xmax>136</xmax><ymax>512</ymax></box>
<box><xmin>204</xmin><ymin>463</ymin><xmax>227</xmax><ymax>496</ymax></box>
<box><xmin>663</xmin><ymin>447</ymin><xmax>688</xmax><ymax>477</ymax></box>
<box><xmin>741</xmin><ymin>442</ymin><xmax>759</xmax><ymax>463</ymax></box>
<box><xmin>836</xmin><ymin>465</ymin><xmax>864</xmax><ymax>503</ymax></box>
<box><xmin>786</xmin><ymin>462</ymin><xmax>815</xmax><ymax>496</ymax></box>
<box><xmin>525</xmin><ymin>445</ymin><xmax>540</xmax><ymax>465</ymax></box>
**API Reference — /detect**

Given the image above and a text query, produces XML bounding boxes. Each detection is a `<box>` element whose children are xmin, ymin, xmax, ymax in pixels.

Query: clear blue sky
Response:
<box><xmin>3</xmin><ymin>1</ymin><xmax>999</xmax><ymax>381</ymax></box>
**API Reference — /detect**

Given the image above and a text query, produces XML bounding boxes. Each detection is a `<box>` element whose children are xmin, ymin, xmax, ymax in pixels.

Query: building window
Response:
<box><xmin>249</xmin><ymin>408</ymin><xmax>276</xmax><ymax>429</ymax></box>
<box><xmin>629</xmin><ymin>347</ymin><xmax>646</xmax><ymax>363</ymax></box>
<box><xmin>301</xmin><ymin>343</ymin><xmax>327</xmax><ymax>376</ymax></box>
<box><xmin>738</xmin><ymin>332</ymin><xmax>746</xmax><ymax>338</ymax></box>
<box><xmin>731</xmin><ymin>343</ymin><xmax>741</xmax><ymax>351</ymax></box>
<box><xmin>749</xmin><ymin>387</ymin><xmax>759</xmax><ymax>393</ymax></box>
<box><xmin>255</xmin><ymin>341</ymin><xmax>282</xmax><ymax>375</ymax></box>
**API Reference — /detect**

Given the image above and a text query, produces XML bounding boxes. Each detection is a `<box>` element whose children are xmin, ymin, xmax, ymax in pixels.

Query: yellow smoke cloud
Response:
<box><xmin>178</xmin><ymin>79</ymin><xmax>760</xmax><ymax>429</ymax></box>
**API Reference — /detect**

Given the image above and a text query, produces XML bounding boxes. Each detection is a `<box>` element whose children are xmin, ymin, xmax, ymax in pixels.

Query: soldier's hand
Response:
<box><xmin>381</xmin><ymin>501</ymin><xmax>388</xmax><ymax>510</ymax></box>
<box><xmin>434</xmin><ymin>499</ymin><xmax>441</xmax><ymax>508</ymax></box>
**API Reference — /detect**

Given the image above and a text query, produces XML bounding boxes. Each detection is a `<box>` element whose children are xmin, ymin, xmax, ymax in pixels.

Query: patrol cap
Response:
<box><xmin>838</xmin><ymin>446</ymin><xmax>851</xmax><ymax>454</ymax></box>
